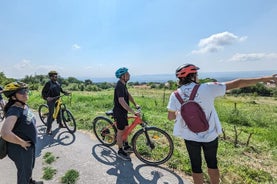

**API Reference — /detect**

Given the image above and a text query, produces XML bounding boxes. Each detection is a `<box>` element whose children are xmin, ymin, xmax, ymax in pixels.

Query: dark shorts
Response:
<box><xmin>114</xmin><ymin>113</ymin><xmax>128</xmax><ymax>130</ymax></box>
<box><xmin>185</xmin><ymin>137</ymin><xmax>218</xmax><ymax>173</ymax></box>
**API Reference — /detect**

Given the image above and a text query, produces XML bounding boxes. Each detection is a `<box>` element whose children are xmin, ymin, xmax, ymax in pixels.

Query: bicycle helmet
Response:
<box><xmin>48</xmin><ymin>70</ymin><xmax>58</xmax><ymax>77</ymax></box>
<box><xmin>115</xmin><ymin>67</ymin><xmax>128</xmax><ymax>78</ymax></box>
<box><xmin>175</xmin><ymin>64</ymin><xmax>199</xmax><ymax>78</ymax></box>
<box><xmin>3</xmin><ymin>82</ymin><xmax>28</xmax><ymax>98</ymax></box>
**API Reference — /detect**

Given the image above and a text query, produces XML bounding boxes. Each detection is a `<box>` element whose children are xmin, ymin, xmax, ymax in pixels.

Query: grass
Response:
<box><xmin>28</xmin><ymin>87</ymin><xmax>277</xmax><ymax>183</ymax></box>
<box><xmin>42</xmin><ymin>152</ymin><xmax>57</xmax><ymax>180</ymax></box>
<box><xmin>42</xmin><ymin>166</ymin><xmax>57</xmax><ymax>180</ymax></box>
<box><xmin>61</xmin><ymin>169</ymin><xmax>79</xmax><ymax>184</ymax></box>
<box><xmin>43</xmin><ymin>152</ymin><xmax>57</xmax><ymax>165</ymax></box>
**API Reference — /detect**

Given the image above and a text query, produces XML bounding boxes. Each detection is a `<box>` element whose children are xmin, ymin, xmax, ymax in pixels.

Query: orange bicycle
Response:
<box><xmin>92</xmin><ymin>108</ymin><xmax>174</xmax><ymax>165</ymax></box>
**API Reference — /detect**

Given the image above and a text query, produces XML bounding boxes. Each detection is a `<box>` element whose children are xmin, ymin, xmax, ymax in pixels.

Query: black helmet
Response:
<box><xmin>48</xmin><ymin>70</ymin><xmax>58</xmax><ymax>77</ymax></box>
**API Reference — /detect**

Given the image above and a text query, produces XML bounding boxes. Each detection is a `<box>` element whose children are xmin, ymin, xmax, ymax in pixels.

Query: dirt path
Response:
<box><xmin>0</xmin><ymin>113</ymin><xmax>192</xmax><ymax>184</ymax></box>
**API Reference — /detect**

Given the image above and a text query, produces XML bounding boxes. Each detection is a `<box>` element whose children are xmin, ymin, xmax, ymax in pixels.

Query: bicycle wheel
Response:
<box><xmin>38</xmin><ymin>104</ymin><xmax>49</xmax><ymax>126</ymax></box>
<box><xmin>62</xmin><ymin>109</ymin><xmax>76</xmax><ymax>134</ymax></box>
<box><xmin>132</xmin><ymin>126</ymin><xmax>174</xmax><ymax>166</ymax></box>
<box><xmin>93</xmin><ymin>116</ymin><xmax>117</xmax><ymax>146</ymax></box>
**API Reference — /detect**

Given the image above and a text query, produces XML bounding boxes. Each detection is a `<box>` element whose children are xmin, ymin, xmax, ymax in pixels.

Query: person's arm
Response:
<box><xmin>0</xmin><ymin>116</ymin><xmax>31</xmax><ymax>150</ymax></box>
<box><xmin>41</xmin><ymin>82</ymin><xmax>50</xmax><ymax>100</ymax></box>
<box><xmin>225</xmin><ymin>74</ymin><xmax>277</xmax><ymax>91</ymax></box>
<box><xmin>168</xmin><ymin>111</ymin><xmax>176</xmax><ymax>121</ymax></box>
<box><xmin>118</xmin><ymin>97</ymin><xmax>136</xmax><ymax>115</ymax></box>
<box><xmin>128</xmin><ymin>93</ymin><xmax>139</xmax><ymax>108</ymax></box>
<box><xmin>60</xmin><ymin>85</ymin><xmax>70</xmax><ymax>95</ymax></box>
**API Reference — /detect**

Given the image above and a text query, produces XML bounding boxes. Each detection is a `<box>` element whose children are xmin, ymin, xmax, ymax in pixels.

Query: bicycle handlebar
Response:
<box><xmin>50</xmin><ymin>93</ymin><xmax>71</xmax><ymax>100</ymax></box>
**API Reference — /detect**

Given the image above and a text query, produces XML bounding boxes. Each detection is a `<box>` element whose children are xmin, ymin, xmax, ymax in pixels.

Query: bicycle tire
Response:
<box><xmin>62</xmin><ymin>109</ymin><xmax>77</xmax><ymax>133</ymax></box>
<box><xmin>38</xmin><ymin>104</ymin><xmax>49</xmax><ymax>126</ymax></box>
<box><xmin>93</xmin><ymin>116</ymin><xmax>117</xmax><ymax>146</ymax></box>
<box><xmin>132</xmin><ymin>126</ymin><xmax>174</xmax><ymax>166</ymax></box>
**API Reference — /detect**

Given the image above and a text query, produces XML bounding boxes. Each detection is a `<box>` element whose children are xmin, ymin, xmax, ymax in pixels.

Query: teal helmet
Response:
<box><xmin>115</xmin><ymin>67</ymin><xmax>128</xmax><ymax>78</ymax></box>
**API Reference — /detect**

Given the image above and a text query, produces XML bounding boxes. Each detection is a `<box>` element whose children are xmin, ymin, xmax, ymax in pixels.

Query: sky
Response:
<box><xmin>0</xmin><ymin>0</ymin><xmax>277</xmax><ymax>80</ymax></box>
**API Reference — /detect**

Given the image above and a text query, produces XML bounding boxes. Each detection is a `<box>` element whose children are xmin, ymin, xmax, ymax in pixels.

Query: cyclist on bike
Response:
<box><xmin>41</xmin><ymin>71</ymin><xmax>70</xmax><ymax>135</ymax></box>
<box><xmin>113</xmin><ymin>67</ymin><xmax>140</xmax><ymax>160</ymax></box>
<box><xmin>167</xmin><ymin>64</ymin><xmax>277</xmax><ymax>184</ymax></box>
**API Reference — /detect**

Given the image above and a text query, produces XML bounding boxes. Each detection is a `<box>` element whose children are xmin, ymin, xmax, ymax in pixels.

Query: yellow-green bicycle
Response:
<box><xmin>38</xmin><ymin>94</ymin><xmax>76</xmax><ymax>134</ymax></box>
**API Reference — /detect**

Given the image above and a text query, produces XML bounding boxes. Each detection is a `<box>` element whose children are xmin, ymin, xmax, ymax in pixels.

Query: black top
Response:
<box><xmin>41</xmin><ymin>80</ymin><xmax>66</xmax><ymax>99</ymax></box>
<box><xmin>6</xmin><ymin>106</ymin><xmax>37</xmax><ymax>144</ymax></box>
<box><xmin>113</xmin><ymin>80</ymin><xmax>129</xmax><ymax>115</ymax></box>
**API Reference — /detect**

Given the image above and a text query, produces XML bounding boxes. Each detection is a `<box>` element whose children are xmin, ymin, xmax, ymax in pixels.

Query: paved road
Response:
<box><xmin>0</xmin><ymin>114</ymin><xmax>192</xmax><ymax>184</ymax></box>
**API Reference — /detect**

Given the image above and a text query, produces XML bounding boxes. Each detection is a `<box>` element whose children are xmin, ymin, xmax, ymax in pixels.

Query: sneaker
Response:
<box><xmin>123</xmin><ymin>145</ymin><xmax>133</xmax><ymax>153</ymax></box>
<box><xmin>117</xmin><ymin>149</ymin><xmax>131</xmax><ymax>161</ymax></box>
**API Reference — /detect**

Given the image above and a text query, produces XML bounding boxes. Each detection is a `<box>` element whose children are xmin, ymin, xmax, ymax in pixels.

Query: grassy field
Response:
<box><xmin>27</xmin><ymin>87</ymin><xmax>277</xmax><ymax>184</ymax></box>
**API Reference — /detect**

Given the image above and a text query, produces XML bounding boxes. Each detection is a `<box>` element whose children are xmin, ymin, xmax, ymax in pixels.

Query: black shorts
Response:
<box><xmin>185</xmin><ymin>137</ymin><xmax>218</xmax><ymax>173</ymax></box>
<box><xmin>114</xmin><ymin>113</ymin><xmax>128</xmax><ymax>130</ymax></box>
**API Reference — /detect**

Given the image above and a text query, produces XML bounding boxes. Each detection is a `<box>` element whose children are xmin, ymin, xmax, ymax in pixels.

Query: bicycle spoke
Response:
<box><xmin>62</xmin><ymin>109</ymin><xmax>76</xmax><ymax>133</ymax></box>
<box><xmin>93</xmin><ymin>116</ymin><xmax>117</xmax><ymax>146</ymax></box>
<box><xmin>38</xmin><ymin>104</ymin><xmax>49</xmax><ymax>126</ymax></box>
<box><xmin>132</xmin><ymin>127</ymin><xmax>174</xmax><ymax>165</ymax></box>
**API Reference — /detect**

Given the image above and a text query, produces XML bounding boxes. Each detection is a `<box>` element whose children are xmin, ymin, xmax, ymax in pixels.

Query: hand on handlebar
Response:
<box><xmin>135</xmin><ymin>104</ymin><xmax>140</xmax><ymax>110</ymax></box>
<box><xmin>134</xmin><ymin>105</ymin><xmax>141</xmax><ymax>117</ymax></box>
<box><xmin>135</xmin><ymin>111</ymin><xmax>141</xmax><ymax>117</ymax></box>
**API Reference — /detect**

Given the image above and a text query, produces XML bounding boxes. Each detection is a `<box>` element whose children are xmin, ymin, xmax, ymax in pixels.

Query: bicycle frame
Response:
<box><xmin>122</xmin><ymin>115</ymin><xmax>144</xmax><ymax>141</ymax></box>
<box><xmin>53</xmin><ymin>96</ymin><xmax>67</xmax><ymax>120</ymax></box>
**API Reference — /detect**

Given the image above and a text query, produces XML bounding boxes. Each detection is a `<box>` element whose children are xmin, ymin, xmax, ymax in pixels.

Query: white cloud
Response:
<box><xmin>14</xmin><ymin>59</ymin><xmax>32</xmax><ymax>69</ymax></box>
<box><xmin>3</xmin><ymin>59</ymin><xmax>63</xmax><ymax>78</ymax></box>
<box><xmin>229</xmin><ymin>53</ymin><xmax>277</xmax><ymax>61</ymax></box>
<box><xmin>192</xmin><ymin>31</ymin><xmax>247</xmax><ymax>54</ymax></box>
<box><xmin>72</xmin><ymin>44</ymin><xmax>81</xmax><ymax>50</ymax></box>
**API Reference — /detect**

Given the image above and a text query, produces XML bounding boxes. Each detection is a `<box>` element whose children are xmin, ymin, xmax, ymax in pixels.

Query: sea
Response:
<box><xmin>89</xmin><ymin>70</ymin><xmax>277</xmax><ymax>83</ymax></box>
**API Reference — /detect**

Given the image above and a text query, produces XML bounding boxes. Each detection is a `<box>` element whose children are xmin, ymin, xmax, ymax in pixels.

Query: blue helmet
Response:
<box><xmin>115</xmin><ymin>67</ymin><xmax>128</xmax><ymax>78</ymax></box>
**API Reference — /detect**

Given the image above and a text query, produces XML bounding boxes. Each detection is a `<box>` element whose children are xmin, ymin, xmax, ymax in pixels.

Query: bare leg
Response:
<box><xmin>117</xmin><ymin>129</ymin><xmax>124</xmax><ymax>149</ymax></box>
<box><xmin>117</xmin><ymin>126</ymin><xmax>128</xmax><ymax>149</ymax></box>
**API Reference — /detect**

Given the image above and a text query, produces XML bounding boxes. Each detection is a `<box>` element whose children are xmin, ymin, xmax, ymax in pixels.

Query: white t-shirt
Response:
<box><xmin>167</xmin><ymin>82</ymin><xmax>226</xmax><ymax>142</ymax></box>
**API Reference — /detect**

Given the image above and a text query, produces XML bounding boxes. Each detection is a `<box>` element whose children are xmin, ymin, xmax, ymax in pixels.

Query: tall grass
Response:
<box><xmin>28</xmin><ymin>87</ymin><xmax>277</xmax><ymax>183</ymax></box>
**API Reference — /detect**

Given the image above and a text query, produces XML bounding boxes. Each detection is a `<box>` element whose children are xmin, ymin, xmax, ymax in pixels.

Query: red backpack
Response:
<box><xmin>174</xmin><ymin>84</ymin><xmax>209</xmax><ymax>133</ymax></box>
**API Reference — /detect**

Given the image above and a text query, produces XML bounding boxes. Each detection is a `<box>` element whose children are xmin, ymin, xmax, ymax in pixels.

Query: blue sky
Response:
<box><xmin>1</xmin><ymin>0</ymin><xmax>277</xmax><ymax>80</ymax></box>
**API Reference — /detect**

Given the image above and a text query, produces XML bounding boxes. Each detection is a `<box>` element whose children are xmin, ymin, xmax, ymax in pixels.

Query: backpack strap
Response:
<box><xmin>189</xmin><ymin>84</ymin><xmax>200</xmax><ymax>100</ymax></box>
<box><xmin>174</xmin><ymin>91</ymin><xmax>184</xmax><ymax>104</ymax></box>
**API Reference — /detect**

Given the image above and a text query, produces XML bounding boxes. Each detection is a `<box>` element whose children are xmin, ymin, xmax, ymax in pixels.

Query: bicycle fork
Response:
<box><xmin>142</xmin><ymin>127</ymin><xmax>155</xmax><ymax>149</ymax></box>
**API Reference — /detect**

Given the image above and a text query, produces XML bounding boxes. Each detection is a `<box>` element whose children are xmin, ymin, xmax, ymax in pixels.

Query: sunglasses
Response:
<box><xmin>17</xmin><ymin>88</ymin><xmax>29</xmax><ymax>95</ymax></box>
